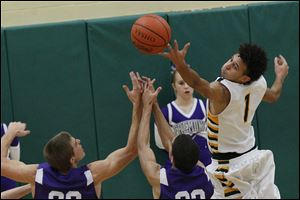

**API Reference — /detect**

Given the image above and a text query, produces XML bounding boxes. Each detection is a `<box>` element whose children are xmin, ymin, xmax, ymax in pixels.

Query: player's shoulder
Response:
<box><xmin>252</xmin><ymin>75</ymin><xmax>267</xmax><ymax>88</ymax></box>
<box><xmin>160</xmin><ymin>102</ymin><xmax>172</xmax><ymax>117</ymax></box>
<box><xmin>211</xmin><ymin>79</ymin><xmax>230</xmax><ymax>96</ymax></box>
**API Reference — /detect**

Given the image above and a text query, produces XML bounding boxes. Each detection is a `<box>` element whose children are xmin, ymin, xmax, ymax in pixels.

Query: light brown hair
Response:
<box><xmin>43</xmin><ymin>131</ymin><xmax>74</xmax><ymax>173</ymax></box>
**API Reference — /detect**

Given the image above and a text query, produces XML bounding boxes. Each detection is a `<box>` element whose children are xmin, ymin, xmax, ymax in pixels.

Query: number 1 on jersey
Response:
<box><xmin>244</xmin><ymin>93</ymin><xmax>250</xmax><ymax>122</ymax></box>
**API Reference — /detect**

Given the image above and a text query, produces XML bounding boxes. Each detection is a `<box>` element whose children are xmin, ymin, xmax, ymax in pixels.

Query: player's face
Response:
<box><xmin>221</xmin><ymin>54</ymin><xmax>250</xmax><ymax>84</ymax></box>
<box><xmin>71</xmin><ymin>137</ymin><xmax>85</xmax><ymax>162</ymax></box>
<box><xmin>172</xmin><ymin>72</ymin><xmax>194</xmax><ymax>99</ymax></box>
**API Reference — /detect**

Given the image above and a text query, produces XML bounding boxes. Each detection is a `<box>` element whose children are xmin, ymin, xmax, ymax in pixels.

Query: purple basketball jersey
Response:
<box><xmin>34</xmin><ymin>163</ymin><xmax>98</xmax><ymax>199</ymax></box>
<box><xmin>1</xmin><ymin>123</ymin><xmax>18</xmax><ymax>192</ymax></box>
<box><xmin>160</xmin><ymin>166</ymin><xmax>214</xmax><ymax>199</ymax></box>
<box><xmin>161</xmin><ymin>99</ymin><xmax>212</xmax><ymax>166</ymax></box>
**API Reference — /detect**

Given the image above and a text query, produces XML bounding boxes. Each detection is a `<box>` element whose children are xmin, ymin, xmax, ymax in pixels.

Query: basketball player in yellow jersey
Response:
<box><xmin>160</xmin><ymin>40</ymin><xmax>289</xmax><ymax>199</ymax></box>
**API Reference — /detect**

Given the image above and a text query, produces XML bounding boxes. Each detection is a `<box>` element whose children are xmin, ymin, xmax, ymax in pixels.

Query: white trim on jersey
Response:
<box><xmin>199</xmin><ymin>99</ymin><xmax>206</xmax><ymax>119</ymax></box>
<box><xmin>84</xmin><ymin>170</ymin><xmax>93</xmax><ymax>186</ymax></box>
<box><xmin>171</xmin><ymin>98</ymin><xmax>198</xmax><ymax>119</ymax></box>
<box><xmin>167</xmin><ymin>103</ymin><xmax>173</xmax><ymax>125</ymax></box>
<box><xmin>2</xmin><ymin>123</ymin><xmax>8</xmax><ymax>132</ymax></box>
<box><xmin>36</xmin><ymin>168</ymin><xmax>44</xmax><ymax>184</ymax></box>
<box><xmin>154</xmin><ymin>124</ymin><xmax>164</xmax><ymax>149</ymax></box>
<box><xmin>160</xmin><ymin>168</ymin><xmax>168</xmax><ymax>186</ymax></box>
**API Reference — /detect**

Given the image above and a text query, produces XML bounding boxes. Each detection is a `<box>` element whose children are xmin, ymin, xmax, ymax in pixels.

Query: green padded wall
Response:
<box><xmin>248</xmin><ymin>2</ymin><xmax>299</xmax><ymax>198</ymax></box>
<box><xmin>1</xmin><ymin>2</ymin><xmax>298</xmax><ymax>199</ymax></box>
<box><xmin>4</xmin><ymin>21</ymin><xmax>98</xmax><ymax>165</ymax></box>
<box><xmin>87</xmin><ymin>14</ymin><xmax>171</xmax><ymax>198</ymax></box>
<box><xmin>1</xmin><ymin>29</ymin><xmax>13</xmax><ymax>123</ymax></box>
<box><xmin>167</xmin><ymin>6</ymin><xmax>249</xmax><ymax>79</ymax></box>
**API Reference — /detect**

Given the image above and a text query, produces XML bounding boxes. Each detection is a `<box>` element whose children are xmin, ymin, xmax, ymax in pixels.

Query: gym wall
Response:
<box><xmin>1</xmin><ymin>1</ymin><xmax>298</xmax><ymax>198</ymax></box>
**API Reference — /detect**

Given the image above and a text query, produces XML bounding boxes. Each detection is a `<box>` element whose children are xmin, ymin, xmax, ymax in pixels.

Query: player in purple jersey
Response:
<box><xmin>137</xmin><ymin>77</ymin><xmax>214</xmax><ymax>199</ymax></box>
<box><xmin>1</xmin><ymin>123</ymin><xmax>20</xmax><ymax>193</ymax></box>
<box><xmin>1</xmin><ymin>72</ymin><xmax>142</xmax><ymax>199</ymax></box>
<box><xmin>154</xmin><ymin>67</ymin><xmax>211</xmax><ymax>167</ymax></box>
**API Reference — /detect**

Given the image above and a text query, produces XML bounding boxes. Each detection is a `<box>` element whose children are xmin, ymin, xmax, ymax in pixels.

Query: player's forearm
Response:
<box><xmin>176</xmin><ymin>62</ymin><xmax>198</xmax><ymax>87</ymax></box>
<box><xmin>137</xmin><ymin>106</ymin><xmax>152</xmax><ymax>150</ymax></box>
<box><xmin>270</xmin><ymin>77</ymin><xmax>284</xmax><ymax>99</ymax></box>
<box><xmin>153</xmin><ymin>103</ymin><xmax>174</xmax><ymax>152</ymax></box>
<box><xmin>1</xmin><ymin>133</ymin><xmax>15</xmax><ymax>159</ymax></box>
<box><xmin>1</xmin><ymin>133</ymin><xmax>16</xmax><ymax>177</ymax></box>
<box><xmin>126</xmin><ymin>105</ymin><xmax>141</xmax><ymax>153</ymax></box>
<box><xmin>1</xmin><ymin>184</ymin><xmax>31</xmax><ymax>199</ymax></box>
<box><xmin>176</xmin><ymin>63</ymin><xmax>211</xmax><ymax>97</ymax></box>
<box><xmin>264</xmin><ymin>77</ymin><xmax>284</xmax><ymax>103</ymax></box>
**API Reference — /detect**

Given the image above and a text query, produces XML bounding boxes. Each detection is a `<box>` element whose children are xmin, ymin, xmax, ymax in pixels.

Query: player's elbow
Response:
<box><xmin>137</xmin><ymin>142</ymin><xmax>148</xmax><ymax>153</ymax></box>
<box><xmin>1</xmin><ymin>159</ymin><xmax>9</xmax><ymax>176</ymax></box>
<box><xmin>127</xmin><ymin>144</ymin><xmax>138</xmax><ymax>157</ymax></box>
<box><xmin>265</xmin><ymin>93</ymin><xmax>280</xmax><ymax>103</ymax></box>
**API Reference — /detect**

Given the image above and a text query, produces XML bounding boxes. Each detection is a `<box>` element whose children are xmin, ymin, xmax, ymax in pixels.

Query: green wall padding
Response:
<box><xmin>87</xmin><ymin>14</ymin><xmax>171</xmax><ymax>198</ymax></box>
<box><xmin>248</xmin><ymin>2</ymin><xmax>299</xmax><ymax>198</ymax></box>
<box><xmin>1</xmin><ymin>29</ymin><xmax>13</xmax><ymax>123</ymax></box>
<box><xmin>4</xmin><ymin>21</ymin><xmax>98</xmax><ymax>165</ymax></box>
<box><xmin>168</xmin><ymin>6</ymin><xmax>250</xmax><ymax>80</ymax></box>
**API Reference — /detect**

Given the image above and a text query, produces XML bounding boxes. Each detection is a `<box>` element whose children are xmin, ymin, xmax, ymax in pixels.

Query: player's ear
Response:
<box><xmin>240</xmin><ymin>75</ymin><xmax>251</xmax><ymax>84</ymax></box>
<box><xmin>70</xmin><ymin>157</ymin><xmax>76</xmax><ymax>166</ymax></box>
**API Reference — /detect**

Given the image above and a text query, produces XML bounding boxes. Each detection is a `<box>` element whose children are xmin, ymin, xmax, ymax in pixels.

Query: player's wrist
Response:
<box><xmin>276</xmin><ymin>76</ymin><xmax>285</xmax><ymax>84</ymax></box>
<box><xmin>5</xmin><ymin>129</ymin><xmax>18</xmax><ymax>138</ymax></box>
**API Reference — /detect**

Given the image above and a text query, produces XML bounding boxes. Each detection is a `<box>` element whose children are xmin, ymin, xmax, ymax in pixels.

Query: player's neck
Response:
<box><xmin>175</xmin><ymin>97</ymin><xmax>194</xmax><ymax>107</ymax></box>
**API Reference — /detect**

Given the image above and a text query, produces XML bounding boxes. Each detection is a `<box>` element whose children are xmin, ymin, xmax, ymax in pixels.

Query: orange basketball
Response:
<box><xmin>131</xmin><ymin>14</ymin><xmax>171</xmax><ymax>54</ymax></box>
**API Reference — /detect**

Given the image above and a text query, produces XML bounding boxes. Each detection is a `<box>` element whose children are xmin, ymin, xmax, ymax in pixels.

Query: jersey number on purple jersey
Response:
<box><xmin>175</xmin><ymin>189</ymin><xmax>205</xmax><ymax>199</ymax></box>
<box><xmin>49</xmin><ymin>191</ymin><xmax>82</xmax><ymax>199</ymax></box>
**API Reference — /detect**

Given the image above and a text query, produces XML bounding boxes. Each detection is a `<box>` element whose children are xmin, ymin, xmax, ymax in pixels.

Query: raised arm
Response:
<box><xmin>160</xmin><ymin>40</ymin><xmax>225</xmax><ymax>101</ymax></box>
<box><xmin>1</xmin><ymin>122</ymin><xmax>37</xmax><ymax>184</ymax></box>
<box><xmin>138</xmin><ymin>78</ymin><xmax>162</xmax><ymax>198</ymax></box>
<box><xmin>152</xmin><ymin>102</ymin><xmax>174</xmax><ymax>153</ymax></box>
<box><xmin>88</xmin><ymin>72</ymin><xmax>141</xmax><ymax>184</ymax></box>
<box><xmin>1</xmin><ymin>183</ymin><xmax>31</xmax><ymax>199</ymax></box>
<box><xmin>263</xmin><ymin>55</ymin><xmax>289</xmax><ymax>103</ymax></box>
<box><xmin>2</xmin><ymin>123</ymin><xmax>20</xmax><ymax>161</ymax></box>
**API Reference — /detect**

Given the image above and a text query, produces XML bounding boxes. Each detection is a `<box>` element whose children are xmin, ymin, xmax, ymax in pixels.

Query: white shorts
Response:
<box><xmin>206</xmin><ymin>148</ymin><xmax>280</xmax><ymax>199</ymax></box>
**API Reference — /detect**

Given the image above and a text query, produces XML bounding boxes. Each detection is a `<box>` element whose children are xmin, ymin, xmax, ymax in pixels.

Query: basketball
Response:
<box><xmin>131</xmin><ymin>14</ymin><xmax>171</xmax><ymax>54</ymax></box>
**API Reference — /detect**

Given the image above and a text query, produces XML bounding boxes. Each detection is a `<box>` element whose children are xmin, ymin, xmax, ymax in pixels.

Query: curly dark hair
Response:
<box><xmin>239</xmin><ymin>43</ymin><xmax>267</xmax><ymax>84</ymax></box>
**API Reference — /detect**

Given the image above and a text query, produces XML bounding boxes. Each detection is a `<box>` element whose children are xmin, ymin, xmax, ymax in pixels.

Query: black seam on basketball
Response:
<box><xmin>145</xmin><ymin>15</ymin><xmax>170</xmax><ymax>43</ymax></box>
<box><xmin>134</xmin><ymin>23</ymin><xmax>167</xmax><ymax>45</ymax></box>
<box><xmin>132</xmin><ymin>34</ymin><xmax>164</xmax><ymax>47</ymax></box>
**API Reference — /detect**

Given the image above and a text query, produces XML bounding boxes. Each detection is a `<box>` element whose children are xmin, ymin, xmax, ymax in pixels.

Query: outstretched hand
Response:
<box><xmin>7</xmin><ymin>122</ymin><xmax>30</xmax><ymax>137</ymax></box>
<box><xmin>159</xmin><ymin>40</ymin><xmax>190</xmax><ymax>67</ymax></box>
<box><xmin>142</xmin><ymin>77</ymin><xmax>162</xmax><ymax>107</ymax></box>
<box><xmin>274</xmin><ymin>55</ymin><xmax>289</xmax><ymax>82</ymax></box>
<box><xmin>123</xmin><ymin>71</ymin><xmax>143</xmax><ymax>106</ymax></box>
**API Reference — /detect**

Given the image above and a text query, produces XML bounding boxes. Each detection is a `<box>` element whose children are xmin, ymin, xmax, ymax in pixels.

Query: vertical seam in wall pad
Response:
<box><xmin>247</xmin><ymin>5</ymin><xmax>261</xmax><ymax>148</ymax></box>
<box><xmin>84</xmin><ymin>21</ymin><xmax>100</xmax><ymax>160</ymax></box>
<box><xmin>3</xmin><ymin>29</ymin><xmax>15</xmax><ymax>121</ymax></box>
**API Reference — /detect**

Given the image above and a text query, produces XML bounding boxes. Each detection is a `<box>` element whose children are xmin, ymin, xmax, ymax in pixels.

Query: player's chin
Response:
<box><xmin>221</xmin><ymin>71</ymin><xmax>226</xmax><ymax>78</ymax></box>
